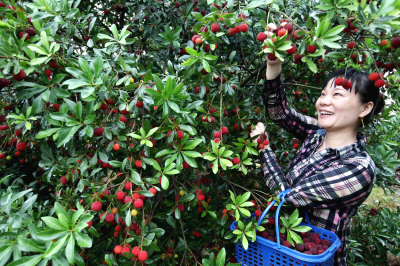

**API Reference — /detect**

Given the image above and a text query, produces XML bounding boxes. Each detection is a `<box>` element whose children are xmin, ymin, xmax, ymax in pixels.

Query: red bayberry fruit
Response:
<box><xmin>214</xmin><ymin>131</ymin><xmax>221</xmax><ymax>138</ymax></box>
<box><xmin>306</xmin><ymin>44</ymin><xmax>317</xmax><ymax>53</ymax></box>
<box><xmin>16</xmin><ymin>142</ymin><xmax>27</xmax><ymax>151</ymax></box>
<box><xmin>12</xmin><ymin>70</ymin><xmax>27</xmax><ymax>81</ymax></box>
<box><xmin>60</xmin><ymin>176</ymin><xmax>69</xmax><ymax>184</ymax></box>
<box><xmin>374</xmin><ymin>79</ymin><xmax>385</xmax><ymax>87</ymax></box>
<box><xmin>134</xmin><ymin>199</ymin><xmax>144</xmax><ymax>208</ymax></box>
<box><xmin>368</xmin><ymin>73</ymin><xmax>379</xmax><ymax>81</ymax></box>
<box><xmin>334</xmin><ymin>77</ymin><xmax>343</xmax><ymax>86</ymax></box>
<box><xmin>113</xmin><ymin>143</ymin><xmax>120</xmax><ymax>151</ymax></box>
<box><xmin>136</xmin><ymin>100</ymin><xmax>144</xmax><ymax>108</ymax></box>
<box><xmin>233</xmin><ymin>157</ymin><xmax>240</xmax><ymax>165</ymax></box>
<box><xmin>211</xmin><ymin>23</ymin><xmax>220</xmax><ymax>33</ymax></box>
<box><xmin>287</xmin><ymin>45</ymin><xmax>296</xmax><ymax>54</ymax></box>
<box><xmin>91</xmin><ymin>201</ymin><xmax>102</xmax><ymax>211</ymax></box>
<box><xmin>278</xmin><ymin>28</ymin><xmax>287</xmax><ymax>37</ymax></box>
<box><xmin>149</xmin><ymin>187</ymin><xmax>157</xmax><ymax>195</ymax></box>
<box><xmin>125</xmin><ymin>182</ymin><xmax>132</xmax><ymax>190</ymax></box>
<box><xmin>114</xmin><ymin>245</ymin><xmax>123</xmax><ymax>254</ymax></box>
<box><xmin>221</xmin><ymin>126</ymin><xmax>228</xmax><ymax>135</ymax></box>
<box><xmin>138</xmin><ymin>251</ymin><xmax>148</xmax><ymax>261</ymax></box>
<box><xmin>135</xmin><ymin>159</ymin><xmax>142</xmax><ymax>168</ymax></box>
<box><xmin>284</xmin><ymin>23</ymin><xmax>293</xmax><ymax>33</ymax></box>
<box><xmin>293</xmin><ymin>30</ymin><xmax>303</xmax><ymax>39</ymax></box>
<box><xmin>197</xmin><ymin>193</ymin><xmax>205</xmax><ymax>201</ymax></box>
<box><xmin>391</xmin><ymin>37</ymin><xmax>400</xmax><ymax>48</ymax></box>
<box><xmin>94</xmin><ymin>127</ymin><xmax>104</xmax><ymax>136</ymax></box>
<box><xmin>49</xmin><ymin>59</ymin><xmax>59</xmax><ymax>68</ymax></box>
<box><xmin>240</xmin><ymin>23</ymin><xmax>248</xmax><ymax>32</ymax></box>
<box><xmin>347</xmin><ymin>42</ymin><xmax>355</xmax><ymax>49</ymax></box>
<box><xmin>176</xmin><ymin>130</ymin><xmax>184</xmax><ymax>139</ymax></box>
<box><xmin>105</xmin><ymin>213</ymin><xmax>115</xmax><ymax>222</ymax></box>
<box><xmin>257</xmin><ymin>32</ymin><xmax>267</xmax><ymax>42</ymax></box>
<box><xmin>132</xmin><ymin>246</ymin><xmax>141</xmax><ymax>256</ymax></box>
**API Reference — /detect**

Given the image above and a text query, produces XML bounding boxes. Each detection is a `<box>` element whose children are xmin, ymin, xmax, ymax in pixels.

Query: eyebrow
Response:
<box><xmin>321</xmin><ymin>87</ymin><xmax>346</xmax><ymax>91</ymax></box>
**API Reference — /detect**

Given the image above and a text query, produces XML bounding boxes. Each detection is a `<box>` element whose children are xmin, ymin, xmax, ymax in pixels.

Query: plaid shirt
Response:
<box><xmin>259</xmin><ymin>73</ymin><xmax>376</xmax><ymax>266</ymax></box>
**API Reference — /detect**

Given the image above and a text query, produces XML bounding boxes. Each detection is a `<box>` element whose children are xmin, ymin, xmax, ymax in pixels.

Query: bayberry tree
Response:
<box><xmin>0</xmin><ymin>0</ymin><xmax>400</xmax><ymax>265</ymax></box>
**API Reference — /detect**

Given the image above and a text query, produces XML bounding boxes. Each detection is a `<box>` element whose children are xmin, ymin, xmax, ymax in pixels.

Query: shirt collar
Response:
<box><xmin>316</xmin><ymin>129</ymin><xmax>366</xmax><ymax>159</ymax></box>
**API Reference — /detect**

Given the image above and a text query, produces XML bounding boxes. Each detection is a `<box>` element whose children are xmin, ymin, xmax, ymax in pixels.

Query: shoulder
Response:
<box><xmin>335</xmin><ymin>152</ymin><xmax>376</xmax><ymax>184</ymax></box>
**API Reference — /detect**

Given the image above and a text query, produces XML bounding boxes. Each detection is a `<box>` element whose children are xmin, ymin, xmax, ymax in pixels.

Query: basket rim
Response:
<box><xmin>230</xmin><ymin>220</ymin><xmax>341</xmax><ymax>263</ymax></box>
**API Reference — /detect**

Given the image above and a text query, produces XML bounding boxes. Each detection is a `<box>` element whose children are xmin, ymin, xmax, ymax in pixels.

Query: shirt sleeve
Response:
<box><xmin>259</xmin><ymin>149</ymin><xmax>290</xmax><ymax>196</ymax></box>
<box><xmin>263</xmin><ymin>157</ymin><xmax>376</xmax><ymax>209</ymax></box>
<box><xmin>262</xmin><ymin>73</ymin><xmax>320</xmax><ymax>142</ymax></box>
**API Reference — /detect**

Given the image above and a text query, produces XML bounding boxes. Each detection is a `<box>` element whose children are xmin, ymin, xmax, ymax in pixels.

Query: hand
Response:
<box><xmin>265</xmin><ymin>22</ymin><xmax>293</xmax><ymax>65</ymax></box>
<box><xmin>250</xmin><ymin>122</ymin><xmax>269</xmax><ymax>146</ymax></box>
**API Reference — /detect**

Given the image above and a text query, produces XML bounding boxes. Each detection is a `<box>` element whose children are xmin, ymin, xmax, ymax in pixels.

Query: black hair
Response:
<box><xmin>321</xmin><ymin>67</ymin><xmax>385</xmax><ymax>129</ymax></box>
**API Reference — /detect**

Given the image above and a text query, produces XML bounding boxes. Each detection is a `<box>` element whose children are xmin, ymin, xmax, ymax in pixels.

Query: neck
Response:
<box><xmin>322</xmin><ymin>129</ymin><xmax>358</xmax><ymax>150</ymax></box>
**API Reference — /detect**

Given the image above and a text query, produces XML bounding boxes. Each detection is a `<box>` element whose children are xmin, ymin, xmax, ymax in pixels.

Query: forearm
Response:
<box><xmin>266</xmin><ymin>61</ymin><xmax>282</xmax><ymax>80</ymax></box>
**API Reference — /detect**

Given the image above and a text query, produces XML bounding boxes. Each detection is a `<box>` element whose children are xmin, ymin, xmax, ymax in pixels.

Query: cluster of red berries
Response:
<box><xmin>256</xmin><ymin>224</ymin><xmax>333</xmax><ymax>255</ymax></box>
<box><xmin>256</xmin><ymin>134</ymin><xmax>269</xmax><ymax>149</ymax></box>
<box><xmin>228</xmin><ymin>23</ymin><xmax>248</xmax><ymax>35</ymax></box>
<box><xmin>334</xmin><ymin>77</ymin><xmax>352</xmax><ymax>89</ymax></box>
<box><xmin>114</xmin><ymin>244</ymin><xmax>148</xmax><ymax>261</ymax></box>
<box><xmin>368</xmin><ymin>72</ymin><xmax>386</xmax><ymax>87</ymax></box>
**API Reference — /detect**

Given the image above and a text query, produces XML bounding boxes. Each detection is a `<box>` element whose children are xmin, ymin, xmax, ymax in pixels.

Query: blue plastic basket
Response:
<box><xmin>229</xmin><ymin>189</ymin><xmax>341</xmax><ymax>266</ymax></box>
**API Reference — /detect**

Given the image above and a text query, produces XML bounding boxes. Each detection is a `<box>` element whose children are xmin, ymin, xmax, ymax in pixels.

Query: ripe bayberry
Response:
<box><xmin>91</xmin><ymin>201</ymin><xmax>102</xmax><ymax>211</ymax></box>
<box><xmin>211</xmin><ymin>23</ymin><xmax>220</xmax><ymax>33</ymax></box>
<box><xmin>138</xmin><ymin>250</ymin><xmax>148</xmax><ymax>261</ymax></box>
<box><xmin>257</xmin><ymin>32</ymin><xmax>267</xmax><ymax>42</ymax></box>
<box><xmin>240</xmin><ymin>23</ymin><xmax>248</xmax><ymax>32</ymax></box>
<box><xmin>134</xmin><ymin>199</ymin><xmax>144</xmax><ymax>208</ymax></box>
<box><xmin>114</xmin><ymin>245</ymin><xmax>123</xmax><ymax>254</ymax></box>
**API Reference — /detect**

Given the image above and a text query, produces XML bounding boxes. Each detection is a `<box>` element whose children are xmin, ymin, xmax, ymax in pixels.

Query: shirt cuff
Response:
<box><xmin>263</xmin><ymin>72</ymin><xmax>282</xmax><ymax>92</ymax></box>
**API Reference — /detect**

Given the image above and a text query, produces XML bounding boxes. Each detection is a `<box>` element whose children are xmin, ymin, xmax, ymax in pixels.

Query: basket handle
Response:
<box><xmin>258</xmin><ymin>189</ymin><xmax>311</xmax><ymax>249</ymax></box>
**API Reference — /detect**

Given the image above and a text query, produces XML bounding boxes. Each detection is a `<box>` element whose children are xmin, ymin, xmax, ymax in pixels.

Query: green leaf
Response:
<box><xmin>42</xmin><ymin>217</ymin><xmax>69</xmax><ymax>231</ymax></box>
<box><xmin>305</xmin><ymin>58</ymin><xmax>317</xmax><ymax>73</ymax></box>
<box><xmin>36</xmin><ymin>128</ymin><xmax>61</xmax><ymax>139</ymax></box>
<box><xmin>36</xmin><ymin>229</ymin><xmax>67</xmax><ymax>241</ymax></box>
<box><xmin>180</xmin><ymin>193</ymin><xmax>195</xmax><ymax>203</ymax></box>
<box><xmin>242</xmin><ymin>235</ymin><xmax>249</xmax><ymax>250</ymax></box>
<box><xmin>290</xmin><ymin>231</ymin><xmax>303</xmax><ymax>245</ymax></box>
<box><xmin>216</xmin><ymin>247</ymin><xmax>226</xmax><ymax>266</ymax></box>
<box><xmin>66</xmin><ymin>235</ymin><xmax>75</xmax><ymax>265</ymax></box>
<box><xmin>182</xmin><ymin>57</ymin><xmax>199</xmax><ymax>66</ymax></box>
<box><xmin>43</xmin><ymin>234</ymin><xmax>68</xmax><ymax>258</ymax></box>
<box><xmin>202</xmin><ymin>59</ymin><xmax>211</xmax><ymax>73</ymax></box>
<box><xmin>54</xmin><ymin>202</ymin><xmax>72</xmax><ymax>223</ymax></box>
<box><xmin>288</xmin><ymin>209</ymin><xmax>299</xmax><ymax>226</ymax></box>
<box><xmin>322</xmin><ymin>25</ymin><xmax>345</xmax><ymax>38</ymax></box>
<box><xmin>161</xmin><ymin>175</ymin><xmax>169</xmax><ymax>190</ymax></box>
<box><xmin>185</xmin><ymin>47</ymin><xmax>198</xmax><ymax>56</ymax></box>
<box><xmin>74</xmin><ymin>232</ymin><xmax>92</xmax><ymax>248</ymax></box>
<box><xmin>6</xmin><ymin>255</ymin><xmax>43</xmax><ymax>266</ymax></box>
<box><xmin>291</xmin><ymin>225</ymin><xmax>312</xmax><ymax>233</ymax></box>
<box><xmin>17</xmin><ymin>236</ymin><xmax>44</xmax><ymax>252</ymax></box>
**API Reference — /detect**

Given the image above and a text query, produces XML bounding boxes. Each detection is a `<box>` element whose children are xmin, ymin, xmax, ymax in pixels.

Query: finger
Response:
<box><xmin>267</xmin><ymin>23</ymin><xmax>277</xmax><ymax>31</ymax></box>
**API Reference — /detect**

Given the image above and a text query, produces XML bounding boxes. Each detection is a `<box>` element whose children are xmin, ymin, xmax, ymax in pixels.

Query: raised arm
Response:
<box><xmin>263</xmin><ymin>59</ymin><xmax>320</xmax><ymax>142</ymax></box>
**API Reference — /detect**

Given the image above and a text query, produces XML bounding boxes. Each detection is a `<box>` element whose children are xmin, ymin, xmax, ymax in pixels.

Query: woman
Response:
<box><xmin>250</xmin><ymin>23</ymin><xmax>385</xmax><ymax>266</ymax></box>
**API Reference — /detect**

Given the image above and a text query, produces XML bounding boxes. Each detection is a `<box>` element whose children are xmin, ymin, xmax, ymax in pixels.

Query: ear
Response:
<box><xmin>361</xmin><ymin>101</ymin><xmax>374</xmax><ymax>117</ymax></box>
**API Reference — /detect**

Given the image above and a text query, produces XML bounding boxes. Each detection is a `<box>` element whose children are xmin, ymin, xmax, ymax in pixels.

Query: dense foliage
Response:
<box><xmin>0</xmin><ymin>0</ymin><xmax>400</xmax><ymax>265</ymax></box>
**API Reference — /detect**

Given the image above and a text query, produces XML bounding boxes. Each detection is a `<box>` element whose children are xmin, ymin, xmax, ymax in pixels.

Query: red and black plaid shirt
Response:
<box><xmin>259</xmin><ymin>73</ymin><xmax>376</xmax><ymax>266</ymax></box>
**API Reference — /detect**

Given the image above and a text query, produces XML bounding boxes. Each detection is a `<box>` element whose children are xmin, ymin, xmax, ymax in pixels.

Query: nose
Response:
<box><xmin>318</xmin><ymin>93</ymin><xmax>333</xmax><ymax>106</ymax></box>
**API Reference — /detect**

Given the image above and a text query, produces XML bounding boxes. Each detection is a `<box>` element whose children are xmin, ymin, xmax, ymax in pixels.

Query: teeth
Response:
<box><xmin>321</xmin><ymin>111</ymin><xmax>334</xmax><ymax>115</ymax></box>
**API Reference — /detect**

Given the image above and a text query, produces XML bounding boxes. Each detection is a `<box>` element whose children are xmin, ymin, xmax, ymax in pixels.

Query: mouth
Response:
<box><xmin>319</xmin><ymin>112</ymin><xmax>334</xmax><ymax>118</ymax></box>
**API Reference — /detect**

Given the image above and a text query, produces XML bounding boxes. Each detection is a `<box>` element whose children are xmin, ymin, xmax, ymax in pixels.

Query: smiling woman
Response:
<box><xmin>255</xmin><ymin>63</ymin><xmax>386</xmax><ymax>266</ymax></box>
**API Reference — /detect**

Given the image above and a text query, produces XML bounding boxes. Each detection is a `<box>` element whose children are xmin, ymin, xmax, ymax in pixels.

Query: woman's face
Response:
<box><xmin>315</xmin><ymin>78</ymin><xmax>364</xmax><ymax>132</ymax></box>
